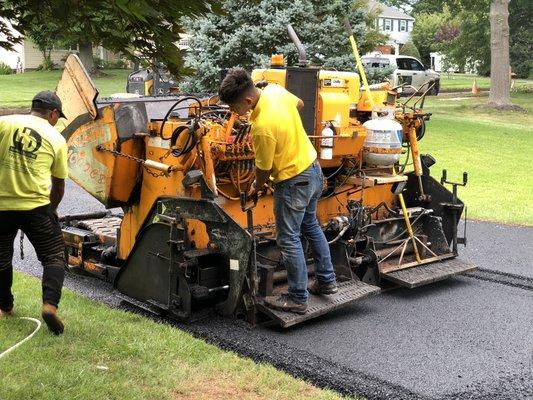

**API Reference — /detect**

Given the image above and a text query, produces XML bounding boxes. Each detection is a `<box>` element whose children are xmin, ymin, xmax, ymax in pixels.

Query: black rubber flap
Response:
<box><xmin>257</xmin><ymin>280</ymin><xmax>380</xmax><ymax>328</ymax></box>
<box><xmin>382</xmin><ymin>257</ymin><xmax>476</xmax><ymax>288</ymax></box>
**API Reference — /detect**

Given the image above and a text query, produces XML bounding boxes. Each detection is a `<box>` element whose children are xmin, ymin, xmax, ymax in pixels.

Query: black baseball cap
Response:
<box><xmin>32</xmin><ymin>90</ymin><xmax>66</xmax><ymax>119</ymax></box>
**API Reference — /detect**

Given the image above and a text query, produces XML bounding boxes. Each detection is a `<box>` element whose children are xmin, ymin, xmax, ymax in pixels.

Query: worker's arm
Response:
<box><xmin>286</xmin><ymin>89</ymin><xmax>304</xmax><ymax>110</ymax></box>
<box><xmin>248</xmin><ymin>167</ymin><xmax>271</xmax><ymax>197</ymax></box>
<box><xmin>50</xmin><ymin>141</ymin><xmax>68</xmax><ymax>213</ymax></box>
<box><xmin>248</xmin><ymin>132</ymin><xmax>275</xmax><ymax>197</ymax></box>
<box><xmin>50</xmin><ymin>177</ymin><xmax>65</xmax><ymax>212</ymax></box>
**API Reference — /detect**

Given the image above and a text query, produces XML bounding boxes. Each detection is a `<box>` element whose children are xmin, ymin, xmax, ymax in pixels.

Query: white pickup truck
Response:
<box><xmin>362</xmin><ymin>54</ymin><xmax>440</xmax><ymax>95</ymax></box>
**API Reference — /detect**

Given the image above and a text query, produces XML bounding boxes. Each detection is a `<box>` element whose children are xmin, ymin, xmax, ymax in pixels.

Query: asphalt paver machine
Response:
<box><xmin>56</xmin><ymin>40</ymin><xmax>474</xmax><ymax>327</ymax></box>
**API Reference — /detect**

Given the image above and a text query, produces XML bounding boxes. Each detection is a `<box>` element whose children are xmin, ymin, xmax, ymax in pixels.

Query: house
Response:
<box><xmin>368</xmin><ymin>1</ymin><xmax>415</xmax><ymax>55</ymax></box>
<box><xmin>0</xmin><ymin>18</ymin><xmax>120</xmax><ymax>72</ymax></box>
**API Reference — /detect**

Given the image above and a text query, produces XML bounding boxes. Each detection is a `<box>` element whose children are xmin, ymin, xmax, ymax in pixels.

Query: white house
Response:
<box><xmin>369</xmin><ymin>1</ymin><xmax>415</xmax><ymax>55</ymax></box>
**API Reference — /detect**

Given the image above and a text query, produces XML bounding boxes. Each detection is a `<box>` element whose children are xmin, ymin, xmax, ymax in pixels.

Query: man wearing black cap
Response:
<box><xmin>0</xmin><ymin>90</ymin><xmax>68</xmax><ymax>335</ymax></box>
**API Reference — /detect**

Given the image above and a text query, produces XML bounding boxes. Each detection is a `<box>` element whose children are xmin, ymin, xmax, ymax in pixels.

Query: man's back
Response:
<box><xmin>0</xmin><ymin>114</ymin><xmax>68</xmax><ymax>210</ymax></box>
<box><xmin>249</xmin><ymin>84</ymin><xmax>316</xmax><ymax>183</ymax></box>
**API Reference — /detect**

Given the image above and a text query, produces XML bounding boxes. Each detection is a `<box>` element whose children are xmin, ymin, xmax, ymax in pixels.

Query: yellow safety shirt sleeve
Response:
<box><xmin>286</xmin><ymin>91</ymin><xmax>300</xmax><ymax>108</ymax></box>
<box><xmin>253</xmin><ymin>133</ymin><xmax>276</xmax><ymax>171</ymax></box>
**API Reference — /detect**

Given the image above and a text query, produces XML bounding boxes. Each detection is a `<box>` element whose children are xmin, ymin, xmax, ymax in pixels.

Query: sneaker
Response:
<box><xmin>309</xmin><ymin>279</ymin><xmax>338</xmax><ymax>295</ymax></box>
<box><xmin>264</xmin><ymin>293</ymin><xmax>307</xmax><ymax>315</ymax></box>
<box><xmin>0</xmin><ymin>308</ymin><xmax>14</xmax><ymax>318</ymax></box>
<box><xmin>42</xmin><ymin>303</ymin><xmax>64</xmax><ymax>335</ymax></box>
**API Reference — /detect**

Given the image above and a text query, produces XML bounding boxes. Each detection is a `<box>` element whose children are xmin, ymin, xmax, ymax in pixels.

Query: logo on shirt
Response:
<box><xmin>9</xmin><ymin>127</ymin><xmax>42</xmax><ymax>159</ymax></box>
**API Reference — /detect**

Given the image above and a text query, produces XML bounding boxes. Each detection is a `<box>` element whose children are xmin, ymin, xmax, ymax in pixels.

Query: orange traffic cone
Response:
<box><xmin>471</xmin><ymin>79</ymin><xmax>480</xmax><ymax>96</ymax></box>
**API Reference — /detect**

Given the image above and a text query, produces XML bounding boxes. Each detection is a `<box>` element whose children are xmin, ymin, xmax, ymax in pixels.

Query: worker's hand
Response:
<box><xmin>247</xmin><ymin>180</ymin><xmax>269</xmax><ymax>199</ymax></box>
<box><xmin>247</xmin><ymin>180</ymin><xmax>258</xmax><ymax>199</ymax></box>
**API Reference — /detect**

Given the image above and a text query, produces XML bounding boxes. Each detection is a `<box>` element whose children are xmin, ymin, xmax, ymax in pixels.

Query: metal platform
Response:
<box><xmin>257</xmin><ymin>280</ymin><xmax>380</xmax><ymax>328</ymax></box>
<box><xmin>381</xmin><ymin>257</ymin><xmax>476</xmax><ymax>288</ymax></box>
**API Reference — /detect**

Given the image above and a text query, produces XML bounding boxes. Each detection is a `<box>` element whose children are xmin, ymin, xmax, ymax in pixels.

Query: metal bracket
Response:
<box><xmin>440</xmin><ymin>169</ymin><xmax>468</xmax><ymax>253</ymax></box>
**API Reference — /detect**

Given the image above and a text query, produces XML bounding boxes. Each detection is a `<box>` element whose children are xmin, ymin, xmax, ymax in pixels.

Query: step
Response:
<box><xmin>381</xmin><ymin>256</ymin><xmax>476</xmax><ymax>288</ymax></box>
<box><xmin>256</xmin><ymin>280</ymin><xmax>380</xmax><ymax>328</ymax></box>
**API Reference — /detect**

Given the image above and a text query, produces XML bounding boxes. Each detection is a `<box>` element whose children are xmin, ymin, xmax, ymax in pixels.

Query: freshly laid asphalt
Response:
<box><xmin>12</xmin><ymin>180</ymin><xmax>533</xmax><ymax>399</ymax></box>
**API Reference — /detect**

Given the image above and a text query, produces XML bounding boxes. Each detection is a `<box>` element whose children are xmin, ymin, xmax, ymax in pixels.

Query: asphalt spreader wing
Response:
<box><xmin>380</xmin><ymin>255</ymin><xmax>476</xmax><ymax>289</ymax></box>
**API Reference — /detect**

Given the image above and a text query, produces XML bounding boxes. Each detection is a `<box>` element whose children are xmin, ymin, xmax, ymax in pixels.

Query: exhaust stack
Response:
<box><xmin>287</xmin><ymin>25</ymin><xmax>308</xmax><ymax>67</ymax></box>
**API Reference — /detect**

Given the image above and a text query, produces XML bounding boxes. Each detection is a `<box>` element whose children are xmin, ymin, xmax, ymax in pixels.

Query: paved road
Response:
<box><xmin>12</xmin><ymin>180</ymin><xmax>533</xmax><ymax>399</ymax></box>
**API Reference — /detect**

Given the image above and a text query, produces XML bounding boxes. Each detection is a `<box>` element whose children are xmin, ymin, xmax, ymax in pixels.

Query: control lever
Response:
<box><xmin>239</xmin><ymin>191</ymin><xmax>259</xmax><ymax>325</ymax></box>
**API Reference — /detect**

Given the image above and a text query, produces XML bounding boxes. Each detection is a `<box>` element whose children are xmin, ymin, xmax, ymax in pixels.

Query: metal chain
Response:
<box><xmin>96</xmin><ymin>145</ymin><xmax>145</xmax><ymax>163</ymax></box>
<box><xmin>96</xmin><ymin>145</ymin><xmax>167</xmax><ymax>177</ymax></box>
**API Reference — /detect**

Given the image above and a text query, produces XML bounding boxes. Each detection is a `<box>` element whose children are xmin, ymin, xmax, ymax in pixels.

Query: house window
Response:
<box><xmin>400</xmin><ymin>20</ymin><xmax>407</xmax><ymax>32</ymax></box>
<box><xmin>384</xmin><ymin>19</ymin><xmax>392</xmax><ymax>31</ymax></box>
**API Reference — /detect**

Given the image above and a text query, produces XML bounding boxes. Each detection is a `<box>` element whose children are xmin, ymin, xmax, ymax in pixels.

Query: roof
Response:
<box><xmin>368</xmin><ymin>1</ymin><xmax>415</xmax><ymax>20</ymax></box>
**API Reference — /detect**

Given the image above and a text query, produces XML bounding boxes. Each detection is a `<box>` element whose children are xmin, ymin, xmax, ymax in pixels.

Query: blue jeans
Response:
<box><xmin>273</xmin><ymin>160</ymin><xmax>336</xmax><ymax>304</ymax></box>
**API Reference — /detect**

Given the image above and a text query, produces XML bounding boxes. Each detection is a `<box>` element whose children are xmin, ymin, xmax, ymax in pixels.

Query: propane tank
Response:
<box><xmin>363</xmin><ymin>108</ymin><xmax>402</xmax><ymax>167</ymax></box>
<box><xmin>320</xmin><ymin>123</ymin><xmax>334</xmax><ymax>160</ymax></box>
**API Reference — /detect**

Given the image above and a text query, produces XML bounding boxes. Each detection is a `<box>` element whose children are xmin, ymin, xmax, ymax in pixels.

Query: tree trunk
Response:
<box><xmin>78</xmin><ymin>41</ymin><xmax>96</xmax><ymax>75</ymax></box>
<box><xmin>488</xmin><ymin>0</ymin><xmax>512</xmax><ymax>107</ymax></box>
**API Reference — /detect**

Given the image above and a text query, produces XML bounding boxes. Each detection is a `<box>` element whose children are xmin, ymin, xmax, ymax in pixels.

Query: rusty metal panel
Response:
<box><xmin>56</xmin><ymin>54</ymin><xmax>98</xmax><ymax>122</ymax></box>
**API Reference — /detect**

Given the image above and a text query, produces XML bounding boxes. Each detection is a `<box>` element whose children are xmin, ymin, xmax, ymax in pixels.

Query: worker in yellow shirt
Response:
<box><xmin>0</xmin><ymin>91</ymin><xmax>68</xmax><ymax>334</ymax></box>
<box><xmin>219</xmin><ymin>68</ymin><xmax>337</xmax><ymax>314</ymax></box>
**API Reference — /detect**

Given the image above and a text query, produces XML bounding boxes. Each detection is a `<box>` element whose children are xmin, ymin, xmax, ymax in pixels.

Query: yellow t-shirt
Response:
<box><xmin>0</xmin><ymin>114</ymin><xmax>68</xmax><ymax>210</ymax></box>
<box><xmin>249</xmin><ymin>84</ymin><xmax>317</xmax><ymax>183</ymax></box>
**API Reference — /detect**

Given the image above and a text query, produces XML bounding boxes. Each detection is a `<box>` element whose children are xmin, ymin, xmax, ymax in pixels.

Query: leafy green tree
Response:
<box><xmin>25</xmin><ymin>19</ymin><xmax>63</xmax><ymax>70</ymax></box>
<box><xmin>400</xmin><ymin>41</ymin><xmax>421</xmax><ymax>59</ymax></box>
<box><xmin>411</xmin><ymin>9</ymin><xmax>450</xmax><ymax>66</ymax></box>
<box><xmin>382</xmin><ymin>0</ymin><xmax>531</xmax><ymax>87</ymax></box>
<box><xmin>0</xmin><ymin>10</ymin><xmax>21</xmax><ymax>51</ymax></box>
<box><xmin>508</xmin><ymin>0</ymin><xmax>532</xmax><ymax>79</ymax></box>
<box><xmin>182</xmin><ymin>0</ymin><xmax>386</xmax><ymax>92</ymax></box>
<box><xmin>0</xmin><ymin>0</ymin><xmax>221</xmax><ymax>76</ymax></box>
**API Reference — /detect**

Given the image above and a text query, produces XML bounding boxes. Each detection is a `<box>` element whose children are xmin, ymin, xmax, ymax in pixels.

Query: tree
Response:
<box><xmin>487</xmin><ymin>0</ymin><xmax>511</xmax><ymax>107</ymax></box>
<box><xmin>0</xmin><ymin>0</ymin><xmax>222</xmax><ymax>76</ymax></box>
<box><xmin>400</xmin><ymin>41</ymin><xmax>421</xmax><ymax>59</ymax></box>
<box><xmin>0</xmin><ymin>11</ymin><xmax>21</xmax><ymax>51</ymax></box>
<box><xmin>508</xmin><ymin>0</ymin><xmax>532</xmax><ymax>79</ymax></box>
<box><xmin>25</xmin><ymin>19</ymin><xmax>63</xmax><ymax>70</ymax></box>
<box><xmin>411</xmin><ymin>10</ymin><xmax>450</xmax><ymax>67</ymax></box>
<box><xmin>182</xmin><ymin>0</ymin><xmax>386</xmax><ymax>92</ymax></box>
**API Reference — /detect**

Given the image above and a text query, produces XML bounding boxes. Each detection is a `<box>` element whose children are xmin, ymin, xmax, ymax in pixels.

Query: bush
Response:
<box><xmin>103</xmin><ymin>59</ymin><xmax>128</xmax><ymax>69</ymax></box>
<box><xmin>363</xmin><ymin>65</ymin><xmax>395</xmax><ymax>85</ymax></box>
<box><xmin>94</xmin><ymin>56</ymin><xmax>128</xmax><ymax>69</ymax></box>
<box><xmin>400</xmin><ymin>41</ymin><xmax>421</xmax><ymax>60</ymax></box>
<box><xmin>0</xmin><ymin>62</ymin><xmax>13</xmax><ymax>75</ymax></box>
<box><xmin>36</xmin><ymin>58</ymin><xmax>55</xmax><ymax>71</ymax></box>
<box><xmin>93</xmin><ymin>56</ymin><xmax>105</xmax><ymax>69</ymax></box>
<box><xmin>511</xmin><ymin>84</ymin><xmax>533</xmax><ymax>94</ymax></box>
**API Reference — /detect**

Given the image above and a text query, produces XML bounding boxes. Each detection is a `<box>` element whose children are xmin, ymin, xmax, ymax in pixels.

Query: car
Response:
<box><xmin>362</xmin><ymin>53</ymin><xmax>440</xmax><ymax>95</ymax></box>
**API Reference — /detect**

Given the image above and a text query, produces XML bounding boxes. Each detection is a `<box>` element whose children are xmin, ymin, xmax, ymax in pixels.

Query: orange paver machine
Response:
<box><xmin>57</xmin><ymin>37</ymin><xmax>474</xmax><ymax>327</ymax></box>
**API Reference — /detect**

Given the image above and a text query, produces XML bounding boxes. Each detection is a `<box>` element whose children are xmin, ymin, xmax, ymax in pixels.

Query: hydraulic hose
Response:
<box><xmin>0</xmin><ymin>317</ymin><xmax>42</xmax><ymax>359</ymax></box>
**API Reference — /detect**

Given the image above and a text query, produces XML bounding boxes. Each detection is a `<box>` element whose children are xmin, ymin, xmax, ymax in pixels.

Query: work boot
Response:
<box><xmin>42</xmin><ymin>303</ymin><xmax>64</xmax><ymax>335</ymax></box>
<box><xmin>308</xmin><ymin>279</ymin><xmax>339</xmax><ymax>295</ymax></box>
<box><xmin>264</xmin><ymin>293</ymin><xmax>307</xmax><ymax>315</ymax></box>
<box><xmin>0</xmin><ymin>308</ymin><xmax>14</xmax><ymax>318</ymax></box>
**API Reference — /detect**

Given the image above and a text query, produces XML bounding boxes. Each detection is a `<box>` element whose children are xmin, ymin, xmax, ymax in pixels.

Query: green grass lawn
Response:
<box><xmin>439</xmin><ymin>73</ymin><xmax>532</xmax><ymax>91</ymax></box>
<box><xmin>415</xmin><ymin>92</ymin><xmax>533</xmax><ymax>225</ymax></box>
<box><xmin>0</xmin><ymin>272</ymin><xmax>349</xmax><ymax>400</ymax></box>
<box><xmin>0</xmin><ymin>69</ymin><xmax>130</xmax><ymax>108</ymax></box>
